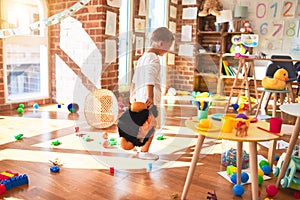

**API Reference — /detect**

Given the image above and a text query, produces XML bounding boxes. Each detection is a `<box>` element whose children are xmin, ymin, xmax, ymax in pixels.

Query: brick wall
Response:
<box><xmin>166</xmin><ymin>0</ymin><xmax>199</xmax><ymax>92</ymax></box>
<box><xmin>49</xmin><ymin>0</ymin><xmax>120</xmax><ymax>104</ymax></box>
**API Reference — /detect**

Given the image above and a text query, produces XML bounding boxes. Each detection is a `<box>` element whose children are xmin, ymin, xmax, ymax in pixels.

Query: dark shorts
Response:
<box><xmin>117</xmin><ymin>105</ymin><xmax>158</xmax><ymax>147</ymax></box>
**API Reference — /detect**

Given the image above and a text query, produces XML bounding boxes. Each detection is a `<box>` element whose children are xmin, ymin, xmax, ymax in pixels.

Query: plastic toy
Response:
<box><xmin>67</xmin><ymin>103</ymin><xmax>79</xmax><ymax>113</ymax></box>
<box><xmin>234</xmin><ymin>121</ymin><xmax>248</xmax><ymax>137</ymax></box>
<box><xmin>233</xmin><ymin>184</ymin><xmax>244</xmax><ymax>196</ymax></box>
<box><xmin>83</xmin><ymin>135</ymin><xmax>91</xmax><ymax>142</ymax></box>
<box><xmin>274</xmin><ymin>153</ymin><xmax>300</xmax><ymax>190</ymax></box>
<box><xmin>14</xmin><ymin>133</ymin><xmax>23</xmax><ymax>140</ymax></box>
<box><xmin>17</xmin><ymin>107</ymin><xmax>24</xmax><ymax>114</ymax></box>
<box><xmin>262</xmin><ymin>68</ymin><xmax>288</xmax><ymax>90</ymax></box>
<box><xmin>147</xmin><ymin>163</ymin><xmax>152</xmax><ymax>172</ymax></box>
<box><xmin>198</xmin><ymin>0</ymin><xmax>223</xmax><ymax>17</ymax></box>
<box><xmin>258</xmin><ymin>168</ymin><xmax>264</xmax><ymax>177</ymax></box>
<box><xmin>107</xmin><ymin>137</ymin><xmax>117</xmax><ymax>145</ymax></box>
<box><xmin>266</xmin><ymin>184</ymin><xmax>278</xmax><ymax>198</ymax></box>
<box><xmin>50</xmin><ymin>166</ymin><xmax>60</xmax><ymax>173</ymax></box>
<box><xmin>18</xmin><ymin>104</ymin><xmax>25</xmax><ymax>109</ymax></box>
<box><xmin>33</xmin><ymin>103</ymin><xmax>39</xmax><ymax>109</ymax></box>
<box><xmin>170</xmin><ymin>193</ymin><xmax>179</xmax><ymax>199</ymax></box>
<box><xmin>226</xmin><ymin>165</ymin><xmax>236</xmax><ymax>175</ymax></box>
<box><xmin>49</xmin><ymin>158</ymin><xmax>63</xmax><ymax>166</ymax></box>
<box><xmin>262</xmin><ymin>165</ymin><xmax>271</xmax><ymax>175</ymax></box>
<box><xmin>221</xmin><ymin>148</ymin><xmax>249</xmax><ymax>169</ymax></box>
<box><xmin>109</xmin><ymin>167</ymin><xmax>114</xmax><ymax>174</ymax></box>
<box><xmin>156</xmin><ymin>135</ymin><xmax>164</xmax><ymax>140</ymax></box>
<box><xmin>258</xmin><ymin>174</ymin><xmax>264</xmax><ymax>185</ymax></box>
<box><xmin>0</xmin><ymin>173</ymin><xmax>28</xmax><ymax>195</ymax></box>
<box><xmin>0</xmin><ymin>170</ymin><xmax>18</xmax><ymax>181</ymax></box>
<box><xmin>51</xmin><ymin>140</ymin><xmax>61</xmax><ymax>146</ymax></box>
<box><xmin>230</xmin><ymin>172</ymin><xmax>249</xmax><ymax>184</ymax></box>
<box><xmin>241</xmin><ymin>172</ymin><xmax>249</xmax><ymax>183</ymax></box>
<box><xmin>207</xmin><ymin>190</ymin><xmax>217</xmax><ymax>200</ymax></box>
<box><xmin>259</xmin><ymin>160</ymin><xmax>271</xmax><ymax>175</ymax></box>
<box><xmin>294</xmin><ymin>192</ymin><xmax>300</xmax><ymax>199</ymax></box>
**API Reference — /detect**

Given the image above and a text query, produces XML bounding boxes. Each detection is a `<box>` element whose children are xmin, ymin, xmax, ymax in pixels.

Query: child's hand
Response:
<box><xmin>145</xmin><ymin>98</ymin><xmax>154</xmax><ymax>109</ymax></box>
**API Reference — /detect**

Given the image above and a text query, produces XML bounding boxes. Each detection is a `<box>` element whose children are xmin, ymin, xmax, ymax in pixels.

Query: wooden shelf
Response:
<box><xmin>197</xmin><ymin>31</ymin><xmax>223</xmax><ymax>35</ymax></box>
<box><xmin>196</xmin><ymin>52</ymin><xmax>221</xmax><ymax>56</ymax></box>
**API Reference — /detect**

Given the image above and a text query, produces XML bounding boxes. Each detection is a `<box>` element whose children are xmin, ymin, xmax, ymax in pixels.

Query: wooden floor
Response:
<box><xmin>0</xmin><ymin>102</ymin><xmax>298</xmax><ymax>200</ymax></box>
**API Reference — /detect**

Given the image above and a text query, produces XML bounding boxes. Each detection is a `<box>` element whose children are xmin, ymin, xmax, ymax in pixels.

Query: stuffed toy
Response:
<box><xmin>240</xmin><ymin>20</ymin><xmax>253</xmax><ymax>33</ymax></box>
<box><xmin>198</xmin><ymin>0</ymin><xmax>223</xmax><ymax>17</ymax></box>
<box><xmin>228</xmin><ymin>35</ymin><xmax>247</xmax><ymax>54</ymax></box>
<box><xmin>262</xmin><ymin>68</ymin><xmax>289</xmax><ymax>90</ymax></box>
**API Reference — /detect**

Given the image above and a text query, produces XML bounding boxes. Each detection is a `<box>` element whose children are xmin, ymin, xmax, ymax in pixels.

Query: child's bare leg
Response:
<box><xmin>119</xmin><ymin>137</ymin><xmax>135</xmax><ymax>150</ymax></box>
<box><xmin>141</xmin><ymin>136</ymin><xmax>154</xmax><ymax>152</ymax></box>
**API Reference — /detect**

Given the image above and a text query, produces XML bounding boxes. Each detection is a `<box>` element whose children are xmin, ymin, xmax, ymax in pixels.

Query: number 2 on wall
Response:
<box><xmin>282</xmin><ymin>0</ymin><xmax>296</xmax><ymax>17</ymax></box>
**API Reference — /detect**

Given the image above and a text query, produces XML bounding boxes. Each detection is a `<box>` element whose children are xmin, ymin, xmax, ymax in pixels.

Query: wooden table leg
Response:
<box><xmin>249</xmin><ymin>142</ymin><xmax>259</xmax><ymax>200</ymax></box>
<box><xmin>273</xmin><ymin>93</ymin><xmax>277</xmax><ymax>118</ymax></box>
<box><xmin>276</xmin><ymin>117</ymin><xmax>300</xmax><ymax>187</ymax></box>
<box><xmin>236</xmin><ymin>142</ymin><xmax>243</xmax><ymax>184</ymax></box>
<box><xmin>181</xmin><ymin>135</ymin><xmax>205</xmax><ymax>200</ymax></box>
<box><xmin>268</xmin><ymin>140</ymin><xmax>277</xmax><ymax>168</ymax></box>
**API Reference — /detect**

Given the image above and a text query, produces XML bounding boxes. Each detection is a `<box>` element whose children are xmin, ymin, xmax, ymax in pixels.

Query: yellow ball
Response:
<box><xmin>258</xmin><ymin>168</ymin><xmax>264</xmax><ymax>177</ymax></box>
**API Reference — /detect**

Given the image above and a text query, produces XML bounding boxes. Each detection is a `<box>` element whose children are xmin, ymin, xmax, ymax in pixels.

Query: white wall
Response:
<box><xmin>221</xmin><ymin>0</ymin><xmax>300</xmax><ymax>60</ymax></box>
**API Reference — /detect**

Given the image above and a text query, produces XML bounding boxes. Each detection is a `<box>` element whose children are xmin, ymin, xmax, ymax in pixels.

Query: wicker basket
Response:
<box><xmin>84</xmin><ymin>89</ymin><xmax>118</xmax><ymax>129</ymax></box>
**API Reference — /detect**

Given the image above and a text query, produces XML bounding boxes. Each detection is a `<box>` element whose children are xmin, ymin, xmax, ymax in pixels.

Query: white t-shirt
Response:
<box><xmin>130</xmin><ymin>52</ymin><xmax>161</xmax><ymax>105</ymax></box>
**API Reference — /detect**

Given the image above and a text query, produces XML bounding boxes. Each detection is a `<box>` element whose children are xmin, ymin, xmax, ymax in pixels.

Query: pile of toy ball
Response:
<box><xmin>17</xmin><ymin>104</ymin><xmax>25</xmax><ymax>114</ymax></box>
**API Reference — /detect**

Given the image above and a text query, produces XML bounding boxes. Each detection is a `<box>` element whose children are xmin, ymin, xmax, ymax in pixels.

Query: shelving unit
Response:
<box><xmin>194</xmin><ymin>14</ymin><xmax>255</xmax><ymax>95</ymax></box>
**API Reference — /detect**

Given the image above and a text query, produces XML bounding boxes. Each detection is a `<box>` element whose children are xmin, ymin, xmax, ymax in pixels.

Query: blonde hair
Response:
<box><xmin>150</xmin><ymin>27</ymin><xmax>174</xmax><ymax>46</ymax></box>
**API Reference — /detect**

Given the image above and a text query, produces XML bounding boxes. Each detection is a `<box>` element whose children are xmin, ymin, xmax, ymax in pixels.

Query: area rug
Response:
<box><xmin>0</xmin><ymin>116</ymin><xmax>75</xmax><ymax>145</ymax></box>
<box><xmin>32</xmin><ymin>125</ymin><xmax>220</xmax><ymax>172</ymax></box>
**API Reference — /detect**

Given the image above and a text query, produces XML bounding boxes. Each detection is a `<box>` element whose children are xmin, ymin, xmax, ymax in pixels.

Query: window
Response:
<box><xmin>146</xmin><ymin>0</ymin><xmax>168</xmax><ymax>85</ymax></box>
<box><xmin>118</xmin><ymin>0</ymin><xmax>168</xmax><ymax>88</ymax></box>
<box><xmin>118</xmin><ymin>0</ymin><xmax>131</xmax><ymax>87</ymax></box>
<box><xmin>1</xmin><ymin>0</ymin><xmax>48</xmax><ymax>102</ymax></box>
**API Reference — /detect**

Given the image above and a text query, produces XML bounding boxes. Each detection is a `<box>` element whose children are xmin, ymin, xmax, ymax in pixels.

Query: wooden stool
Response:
<box><xmin>225</xmin><ymin>58</ymin><xmax>258</xmax><ymax>114</ymax></box>
<box><xmin>255</xmin><ymin>88</ymin><xmax>290</xmax><ymax>167</ymax></box>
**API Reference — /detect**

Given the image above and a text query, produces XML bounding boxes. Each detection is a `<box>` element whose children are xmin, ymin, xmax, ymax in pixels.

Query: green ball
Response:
<box><xmin>258</xmin><ymin>175</ymin><xmax>264</xmax><ymax>185</ymax></box>
<box><xmin>17</xmin><ymin>107</ymin><xmax>24</xmax><ymax>114</ymax></box>
<box><xmin>18</xmin><ymin>103</ymin><xmax>25</xmax><ymax>109</ymax></box>
<box><xmin>259</xmin><ymin>160</ymin><xmax>269</xmax><ymax>168</ymax></box>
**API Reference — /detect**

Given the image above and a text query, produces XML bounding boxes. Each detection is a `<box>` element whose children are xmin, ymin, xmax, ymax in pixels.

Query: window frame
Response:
<box><xmin>1</xmin><ymin>0</ymin><xmax>49</xmax><ymax>103</ymax></box>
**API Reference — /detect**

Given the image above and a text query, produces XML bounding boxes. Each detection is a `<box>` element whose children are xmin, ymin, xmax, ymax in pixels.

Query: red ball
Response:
<box><xmin>266</xmin><ymin>184</ymin><xmax>278</xmax><ymax>198</ymax></box>
<box><xmin>294</xmin><ymin>192</ymin><xmax>300</xmax><ymax>199</ymax></box>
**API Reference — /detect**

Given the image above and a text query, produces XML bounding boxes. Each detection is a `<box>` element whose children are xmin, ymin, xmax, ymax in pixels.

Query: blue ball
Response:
<box><xmin>274</xmin><ymin>155</ymin><xmax>280</xmax><ymax>161</ymax></box>
<box><xmin>241</xmin><ymin>172</ymin><xmax>249</xmax><ymax>183</ymax></box>
<box><xmin>233</xmin><ymin>184</ymin><xmax>244</xmax><ymax>196</ymax></box>
<box><xmin>230</xmin><ymin>173</ymin><xmax>237</xmax><ymax>184</ymax></box>
<box><xmin>262</xmin><ymin>165</ymin><xmax>271</xmax><ymax>175</ymax></box>
<box><xmin>67</xmin><ymin>103</ymin><xmax>79</xmax><ymax>113</ymax></box>
<box><xmin>33</xmin><ymin>103</ymin><xmax>39</xmax><ymax>109</ymax></box>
